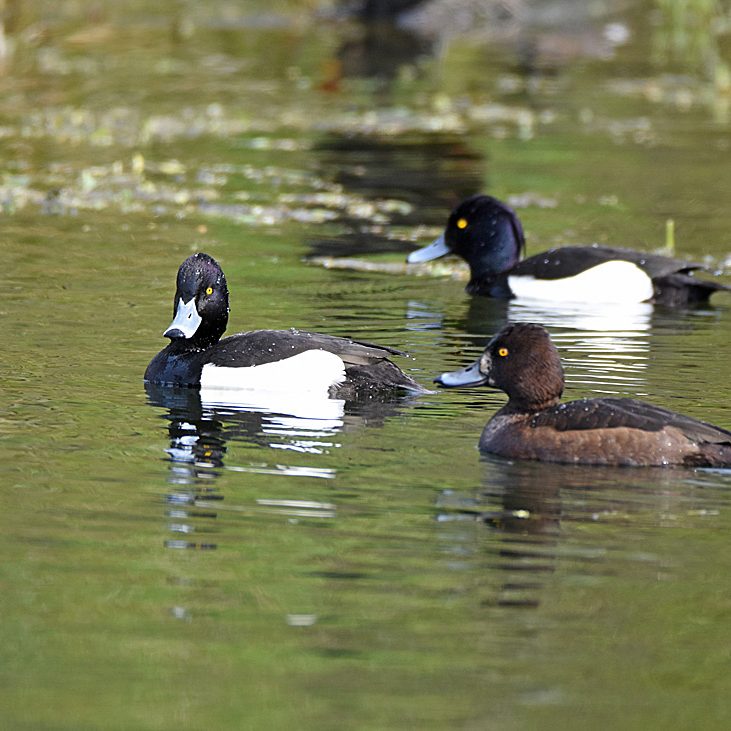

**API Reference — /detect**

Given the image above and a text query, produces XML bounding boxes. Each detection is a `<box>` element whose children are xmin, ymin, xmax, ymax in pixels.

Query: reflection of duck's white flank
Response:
<box><xmin>265</xmin><ymin>412</ymin><xmax>343</xmax><ymax>454</ymax></box>
<box><xmin>507</xmin><ymin>298</ymin><xmax>653</xmax><ymax>333</ymax></box>
<box><xmin>200</xmin><ymin>385</ymin><xmax>346</xmax><ymax>422</ymax></box>
<box><xmin>200</xmin><ymin>395</ymin><xmax>344</xmax><ymax>454</ymax></box>
<box><xmin>256</xmin><ymin>498</ymin><xmax>336</xmax><ymax>519</ymax></box>
<box><xmin>405</xmin><ymin>300</ymin><xmax>445</xmax><ymax>331</ymax></box>
<box><xmin>225</xmin><ymin>464</ymin><xmax>337</xmax><ymax>479</ymax></box>
<box><xmin>508</xmin><ymin>299</ymin><xmax>652</xmax><ymax>394</ymax></box>
<box><xmin>166</xmin><ymin>423</ymin><xmax>199</xmax><ymax>464</ymax></box>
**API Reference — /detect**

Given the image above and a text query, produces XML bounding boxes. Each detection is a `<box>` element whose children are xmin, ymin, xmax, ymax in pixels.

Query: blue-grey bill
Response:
<box><xmin>434</xmin><ymin>359</ymin><xmax>487</xmax><ymax>387</ymax></box>
<box><xmin>164</xmin><ymin>297</ymin><xmax>202</xmax><ymax>339</ymax></box>
<box><xmin>407</xmin><ymin>233</ymin><xmax>450</xmax><ymax>263</ymax></box>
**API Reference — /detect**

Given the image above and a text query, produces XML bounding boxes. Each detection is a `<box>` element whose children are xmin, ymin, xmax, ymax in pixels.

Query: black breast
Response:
<box><xmin>144</xmin><ymin>345</ymin><xmax>209</xmax><ymax>386</ymax></box>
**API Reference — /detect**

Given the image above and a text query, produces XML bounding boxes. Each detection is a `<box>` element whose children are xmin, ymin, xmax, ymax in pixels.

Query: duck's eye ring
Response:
<box><xmin>456</xmin><ymin>218</ymin><xmax>468</xmax><ymax>230</ymax></box>
<box><xmin>498</xmin><ymin>347</ymin><xmax>509</xmax><ymax>357</ymax></box>
<box><xmin>205</xmin><ymin>286</ymin><xmax>213</xmax><ymax>295</ymax></box>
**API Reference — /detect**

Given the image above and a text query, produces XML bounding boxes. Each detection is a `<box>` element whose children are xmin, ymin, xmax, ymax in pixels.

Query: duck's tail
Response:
<box><xmin>652</xmin><ymin>273</ymin><xmax>731</xmax><ymax>306</ymax></box>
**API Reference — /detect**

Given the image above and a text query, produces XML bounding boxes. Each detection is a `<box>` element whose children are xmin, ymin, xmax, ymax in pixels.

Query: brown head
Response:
<box><xmin>435</xmin><ymin>322</ymin><xmax>564</xmax><ymax>412</ymax></box>
<box><xmin>481</xmin><ymin>323</ymin><xmax>564</xmax><ymax>410</ymax></box>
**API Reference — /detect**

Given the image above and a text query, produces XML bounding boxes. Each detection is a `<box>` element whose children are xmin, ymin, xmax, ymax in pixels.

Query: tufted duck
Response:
<box><xmin>145</xmin><ymin>253</ymin><xmax>423</xmax><ymax>399</ymax></box>
<box><xmin>408</xmin><ymin>194</ymin><xmax>729</xmax><ymax>306</ymax></box>
<box><xmin>435</xmin><ymin>322</ymin><xmax>731</xmax><ymax>467</ymax></box>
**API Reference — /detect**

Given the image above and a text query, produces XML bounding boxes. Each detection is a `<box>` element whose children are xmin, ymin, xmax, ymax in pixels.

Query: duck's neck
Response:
<box><xmin>466</xmin><ymin>273</ymin><xmax>513</xmax><ymax>298</ymax></box>
<box><xmin>467</xmin><ymin>224</ymin><xmax>521</xmax><ymax>283</ymax></box>
<box><xmin>500</xmin><ymin>394</ymin><xmax>562</xmax><ymax>415</ymax></box>
<box><xmin>167</xmin><ymin>334</ymin><xmax>219</xmax><ymax>354</ymax></box>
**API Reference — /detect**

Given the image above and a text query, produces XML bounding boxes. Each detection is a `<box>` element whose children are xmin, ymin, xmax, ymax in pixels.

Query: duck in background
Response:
<box><xmin>434</xmin><ymin>322</ymin><xmax>731</xmax><ymax>467</ymax></box>
<box><xmin>145</xmin><ymin>253</ymin><xmax>424</xmax><ymax>401</ymax></box>
<box><xmin>408</xmin><ymin>194</ymin><xmax>730</xmax><ymax>306</ymax></box>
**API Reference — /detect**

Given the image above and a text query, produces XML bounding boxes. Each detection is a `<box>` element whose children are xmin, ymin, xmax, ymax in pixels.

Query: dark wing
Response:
<box><xmin>208</xmin><ymin>329</ymin><xmax>407</xmax><ymax>368</ymax></box>
<box><xmin>513</xmin><ymin>245</ymin><xmax>703</xmax><ymax>281</ymax></box>
<box><xmin>531</xmin><ymin>398</ymin><xmax>731</xmax><ymax>445</ymax></box>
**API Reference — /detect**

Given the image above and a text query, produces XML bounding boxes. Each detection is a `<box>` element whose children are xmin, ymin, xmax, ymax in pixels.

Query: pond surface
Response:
<box><xmin>2</xmin><ymin>1</ymin><xmax>731</xmax><ymax>729</ymax></box>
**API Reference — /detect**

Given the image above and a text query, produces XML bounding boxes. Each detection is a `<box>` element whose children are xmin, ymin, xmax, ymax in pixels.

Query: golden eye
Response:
<box><xmin>456</xmin><ymin>217</ymin><xmax>468</xmax><ymax>230</ymax></box>
<box><xmin>205</xmin><ymin>286</ymin><xmax>213</xmax><ymax>295</ymax></box>
<box><xmin>498</xmin><ymin>347</ymin><xmax>509</xmax><ymax>357</ymax></box>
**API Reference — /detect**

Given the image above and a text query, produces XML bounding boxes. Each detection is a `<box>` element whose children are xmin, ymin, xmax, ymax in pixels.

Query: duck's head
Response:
<box><xmin>407</xmin><ymin>195</ymin><xmax>525</xmax><ymax>286</ymax></box>
<box><xmin>163</xmin><ymin>253</ymin><xmax>229</xmax><ymax>347</ymax></box>
<box><xmin>435</xmin><ymin>322</ymin><xmax>564</xmax><ymax>411</ymax></box>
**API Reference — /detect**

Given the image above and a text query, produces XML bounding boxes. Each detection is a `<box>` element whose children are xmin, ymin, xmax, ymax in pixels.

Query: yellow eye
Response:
<box><xmin>205</xmin><ymin>286</ymin><xmax>213</xmax><ymax>295</ymax></box>
<box><xmin>498</xmin><ymin>347</ymin><xmax>509</xmax><ymax>357</ymax></box>
<box><xmin>456</xmin><ymin>218</ymin><xmax>468</xmax><ymax>230</ymax></box>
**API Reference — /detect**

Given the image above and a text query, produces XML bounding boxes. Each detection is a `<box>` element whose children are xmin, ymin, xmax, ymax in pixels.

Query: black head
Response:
<box><xmin>163</xmin><ymin>253</ymin><xmax>230</xmax><ymax>347</ymax></box>
<box><xmin>407</xmin><ymin>195</ymin><xmax>525</xmax><ymax>289</ymax></box>
<box><xmin>445</xmin><ymin>195</ymin><xmax>525</xmax><ymax>282</ymax></box>
<box><xmin>481</xmin><ymin>323</ymin><xmax>564</xmax><ymax>410</ymax></box>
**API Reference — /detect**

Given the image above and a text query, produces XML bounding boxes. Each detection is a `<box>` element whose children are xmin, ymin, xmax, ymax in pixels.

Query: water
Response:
<box><xmin>2</xmin><ymin>1</ymin><xmax>731</xmax><ymax>728</ymax></box>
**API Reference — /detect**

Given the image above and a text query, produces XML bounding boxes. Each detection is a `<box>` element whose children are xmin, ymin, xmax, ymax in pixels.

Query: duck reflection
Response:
<box><xmin>146</xmin><ymin>383</ymin><xmax>417</xmax><ymax>551</ymax></box>
<box><xmin>439</xmin><ymin>456</ymin><xmax>709</xmax><ymax>610</ymax></box>
<box><xmin>408</xmin><ymin>295</ymin><xmax>654</xmax><ymax>396</ymax></box>
<box><xmin>308</xmin><ymin>134</ymin><xmax>484</xmax><ymax>261</ymax></box>
<box><xmin>146</xmin><ymin>381</ymin><xmax>415</xmax><ymax>484</ymax></box>
<box><xmin>333</xmin><ymin>12</ymin><xmax>432</xmax><ymax>83</ymax></box>
<box><xmin>456</xmin><ymin>295</ymin><xmax>653</xmax><ymax>341</ymax></box>
<box><xmin>337</xmin><ymin>0</ymin><xmax>630</xmax><ymax>69</ymax></box>
<box><xmin>477</xmin><ymin>458</ymin><xmax>562</xmax><ymax>609</ymax></box>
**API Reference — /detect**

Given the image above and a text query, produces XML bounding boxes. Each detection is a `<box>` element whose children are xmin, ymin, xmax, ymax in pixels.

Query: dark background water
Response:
<box><xmin>2</xmin><ymin>1</ymin><xmax>731</xmax><ymax>728</ymax></box>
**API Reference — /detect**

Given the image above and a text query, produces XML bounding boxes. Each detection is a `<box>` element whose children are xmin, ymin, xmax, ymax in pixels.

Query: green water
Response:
<box><xmin>2</xmin><ymin>2</ymin><xmax>731</xmax><ymax>729</ymax></box>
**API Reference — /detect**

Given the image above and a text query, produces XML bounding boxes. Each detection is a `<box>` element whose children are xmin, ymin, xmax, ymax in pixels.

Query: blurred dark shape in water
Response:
<box><xmin>333</xmin><ymin>21</ymin><xmax>432</xmax><ymax>81</ymax></box>
<box><xmin>480</xmin><ymin>458</ymin><xmax>563</xmax><ymax>537</ymax></box>
<box><xmin>472</xmin><ymin>456</ymin><xmax>689</xmax><ymax>607</ymax></box>
<box><xmin>342</xmin><ymin>0</ymin><xmax>429</xmax><ymax>20</ymax></box>
<box><xmin>308</xmin><ymin>134</ymin><xmax>484</xmax><ymax>258</ymax></box>
<box><xmin>336</xmin><ymin>0</ymin><xmax>633</xmax><ymax>71</ymax></box>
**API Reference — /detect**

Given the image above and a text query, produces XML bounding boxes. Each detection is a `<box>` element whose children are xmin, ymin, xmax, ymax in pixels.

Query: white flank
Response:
<box><xmin>199</xmin><ymin>350</ymin><xmax>347</xmax><ymax>421</ymax></box>
<box><xmin>200</xmin><ymin>349</ymin><xmax>346</xmax><ymax>392</ymax></box>
<box><xmin>508</xmin><ymin>260</ymin><xmax>654</xmax><ymax>304</ymax></box>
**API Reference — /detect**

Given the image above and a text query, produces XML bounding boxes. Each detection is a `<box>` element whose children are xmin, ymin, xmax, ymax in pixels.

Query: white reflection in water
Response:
<box><xmin>257</xmin><ymin>498</ymin><xmax>336</xmax><ymax>519</ymax></box>
<box><xmin>507</xmin><ymin>298</ymin><xmax>653</xmax><ymax>333</ymax></box>
<box><xmin>154</xmin><ymin>385</ymin><xmax>342</xmax><ymax>554</ymax></box>
<box><xmin>200</xmin><ymin>385</ymin><xmax>346</xmax><ymax>422</ymax></box>
<box><xmin>225</xmin><ymin>463</ymin><xmax>337</xmax><ymax>479</ymax></box>
<box><xmin>264</xmin><ymin>413</ymin><xmax>344</xmax><ymax>436</ymax></box>
<box><xmin>407</xmin><ymin>296</ymin><xmax>654</xmax><ymax>393</ymax></box>
<box><xmin>269</xmin><ymin>441</ymin><xmax>339</xmax><ymax>455</ymax></box>
<box><xmin>508</xmin><ymin>300</ymin><xmax>652</xmax><ymax>394</ymax></box>
<box><xmin>148</xmin><ymin>381</ymin><xmax>345</xmax><ymax>518</ymax></box>
<box><xmin>405</xmin><ymin>300</ymin><xmax>445</xmax><ymax>330</ymax></box>
<box><xmin>186</xmin><ymin>387</ymin><xmax>345</xmax><ymax>462</ymax></box>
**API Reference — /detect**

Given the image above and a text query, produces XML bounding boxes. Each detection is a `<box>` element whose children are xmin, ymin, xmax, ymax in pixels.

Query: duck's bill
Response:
<box><xmin>407</xmin><ymin>234</ymin><xmax>450</xmax><ymax>264</ymax></box>
<box><xmin>164</xmin><ymin>297</ymin><xmax>202</xmax><ymax>339</ymax></box>
<box><xmin>434</xmin><ymin>359</ymin><xmax>487</xmax><ymax>387</ymax></box>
